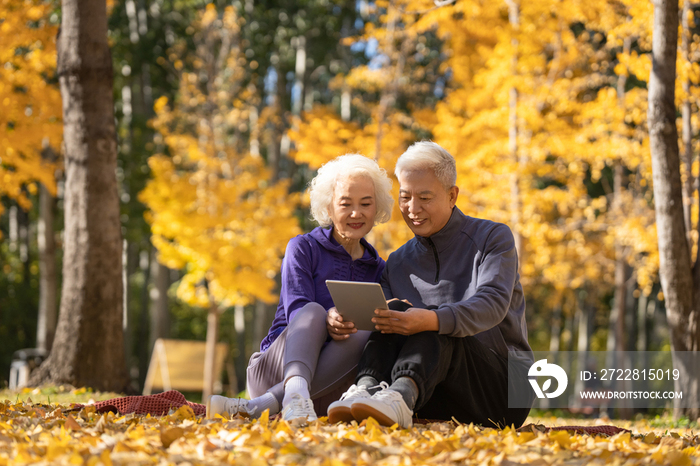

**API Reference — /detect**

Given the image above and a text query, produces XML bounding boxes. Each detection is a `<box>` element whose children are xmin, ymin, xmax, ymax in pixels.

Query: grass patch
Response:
<box><xmin>647</xmin><ymin>414</ymin><xmax>699</xmax><ymax>429</ymax></box>
<box><xmin>0</xmin><ymin>385</ymin><xmax>123</xmax><ymax>406</ymax></box>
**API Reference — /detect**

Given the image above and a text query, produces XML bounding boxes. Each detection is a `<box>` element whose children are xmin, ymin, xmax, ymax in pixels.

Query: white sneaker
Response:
<box><xmin>206</xmin><ymin>395</ymin><xmax>254</xmax><ymax>419</ymax></box>
<box><xmin>327</xmin><ymin>384</ymin><xmax>371</xmax><ymax>423</ymax></box>
<box><xmin>281</xmin><ymin>393</ymin><xmax>318</xmax><ymax>423</ymax></box>
<box><xmin>327</xmin><ymin>382</ymin><xmax>388</xmax><ymax>423</ymax></box>
<box><xmin>350</xmin><ymin>387</ymin><xmax>413</xmax><ymax>428</ymax></box>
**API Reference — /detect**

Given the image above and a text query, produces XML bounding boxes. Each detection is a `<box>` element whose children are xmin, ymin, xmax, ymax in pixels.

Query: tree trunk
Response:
<box><xmin>506</xmin><ymin>0</ymin><xmax>523</xmax><ymax>268</ymax></box>
<box><xmin>562</xmin><ymin>309</ymin><xmax>575</xmax><ymax>374</ymax></box>
<box><xmin>647</xmin><ymin>0</ymin><xmax>699</xmax><ymax>418</ymax></box>
<box><xmin>124</xmin><ymin>239</ymin><xmax>139</xmax><ymax>385</ymax></box>
<box><xmin>292</xmin><ymin>36</ymin><xmax>306</xmax><ymax>117</ymax></box>
<box><xmin>613</xmin><ymin>44</ymin><xmax>631</xmax><ymax>354</ymax></box>
<box><xmin>572</xmin><ymin>299</ymin><xmax>590</xmax><ymax>408</ymax></box>
<box><xmin>267</xmin><ymin>58</ymin><xmax>285</xmax><ymax>182</ymax></box>
<box><xmin>249</xmin><ymin>102</ymin><xmax>260</xmax><ymax>157</ymax></box>
<box><xmin>549</xmin><ymin>303</ymin><xmax>562</xmax><ymax>353</ymax></box>
<box><xmin>234</xmin><ymin>303</ymin><xmax>247</xmax><ymax>392</ymax></box>
<box><xmin>636</xmin><ymin>290</ymin><xmax>649</xmax><ymax>352</ymax></box>
<box><xmin>203</xmin><ymin>299</ymin><xmax>221</xmax><ymax>401</ymax></box>
<box><xmin>613</xmin><ymin>162</ymin><xmax>628</xmax><ymax>353</ymax></box>
<box><xmin>150</xmin><ymin>261</ymin><xmax>170</xmax><ymax>350</ymax></box>
<box><xmin>36</xmin><ymin>148</ymin><xmax>57</xmax><ymax>353</ymax></box>
<box><xmin>341</xmin><ymin>87</ymin><xmax>351</xmax><ymax>121</ymax></box>
<box><xmin>681</xmin><ymin>0</ymin><xmax>694</xmax><ymax>248</ymax></box>
<box><xmin>122</xmin><ymin>239</ymin><xmax>133</xmax><ymax>386</ymax></box>
<box><xmin>625</xmin><ymin>274</ymin><xmax>637</xmax><ymax>350</ymax></box>
<box><xmin>29</xmin><ymin>0</ymin><xmax>128</xmax><ymax>392</ymax></box>
<box><xmin>137</xmin><ymin>246</ymin><xmax>152</xmax><ymax>390</ymax></box>
<box><xmin>17</xmin><ymin>202</ymin><xmax>30</xmax><ymax>283</ymax></box>
<box><xmin>9</xmin><ymin>205</ymin><xmax>18</xmax><ymax>253</ymax></box>
<box><xmin>252</xmin><ymin>300</ymin><xmax>267</xmax><ymax>355</ymax></box>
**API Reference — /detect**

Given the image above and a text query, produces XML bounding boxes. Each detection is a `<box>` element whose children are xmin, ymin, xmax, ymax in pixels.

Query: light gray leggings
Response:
<box><xmin>246</xmin><ymin>302</ymin><xmax>370</xmax><ymax>415</ymax></box>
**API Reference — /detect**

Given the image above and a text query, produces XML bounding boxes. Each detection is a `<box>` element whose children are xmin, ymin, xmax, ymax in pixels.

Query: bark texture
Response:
<box><xmin>647</xmin><ymin>0</ymin><xmax>699</xmax><ymax>418</ymax></box>
<box><xmin>681</xmin><ymin>0</ymin><xmax>694</xmax><ymax>244</ymax></box>
<box><xmin>29</xmin><ymin>0</ymin><xmax>128</xmax><ymax>392</ymax></box>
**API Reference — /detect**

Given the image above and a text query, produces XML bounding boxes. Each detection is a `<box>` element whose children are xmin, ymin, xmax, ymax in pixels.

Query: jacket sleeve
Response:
<box><xmin>380</xmin><ymin>258</ymin><xmax>394</xmax><ymax>301</ymax></box>
<box><xmin>433</xmin><ymin>224</ymin><xmax>517</xmax><ymax>337</ymax></box>
<box><xmin>279</xmin><ymin>236</ymin><xmax>317</xmax><ymax>324</ymax></box>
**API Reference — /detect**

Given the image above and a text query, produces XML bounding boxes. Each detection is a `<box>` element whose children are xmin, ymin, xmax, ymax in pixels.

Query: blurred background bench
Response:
<box><xmin>143</xmin><ymin>339</ymin><xmax>229</xmax><ymax>397</ymax></box>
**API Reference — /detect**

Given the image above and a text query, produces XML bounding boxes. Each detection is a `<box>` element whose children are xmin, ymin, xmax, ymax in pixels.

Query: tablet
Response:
<box><xmin>326</xmin><ymin>280</ymin><xmax>388</xmax><ymax>331</ymax></box>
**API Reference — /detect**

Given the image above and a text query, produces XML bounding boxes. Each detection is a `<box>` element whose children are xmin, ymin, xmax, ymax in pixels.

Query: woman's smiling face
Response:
<box><xmin>328</xmin><ymin>174</ymin><xmax>377</xmax><ymax>242</ymax></box>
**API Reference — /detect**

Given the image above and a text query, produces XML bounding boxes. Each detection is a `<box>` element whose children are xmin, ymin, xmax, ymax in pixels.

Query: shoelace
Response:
<box><xmin>342</xmin><ymin>381</ymin><xmax>389</xmax><ymax>400</ymax></box>
<box><xmin>226</xmin><ymin>399</ymin><xmax>250</xmax><ymax>416</ymax></box>
<box><xmin>372</xmin><ymin>387</ymin><xmax>402</xmax><ymax>402</ymax></box>
<box><xmin>340</xmin><ymin>386</ymin><xmax>364</xmax><ymax>401</ymax></box>
<box><xmin>371</xmin><ymin>381</ymin><xmax>390</xmax><ymax>392</ymax></box>
<box><xmin>287</xmin><ymin>395</ymin><xmax>315</xmax><ymax>415</ymax></box>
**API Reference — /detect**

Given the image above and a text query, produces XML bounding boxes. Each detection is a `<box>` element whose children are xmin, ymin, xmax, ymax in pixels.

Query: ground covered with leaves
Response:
<box><xmin>1</xmin><ymin>388</ymin><xmax>699</xmax><ymax>465</ymax></box>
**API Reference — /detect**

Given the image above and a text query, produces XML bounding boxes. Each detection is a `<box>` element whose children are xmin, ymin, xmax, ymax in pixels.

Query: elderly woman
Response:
<box><xmin>207</xmin><ymin>154</ymin><xmax>393</xmax><ymax>422</ymax></box>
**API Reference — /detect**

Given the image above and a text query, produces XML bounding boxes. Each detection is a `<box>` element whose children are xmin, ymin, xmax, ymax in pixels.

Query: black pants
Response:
<box><xmin>356</xmin><ymin>330</ymin><xmax>531</xmax><ymax>428</ymax></box>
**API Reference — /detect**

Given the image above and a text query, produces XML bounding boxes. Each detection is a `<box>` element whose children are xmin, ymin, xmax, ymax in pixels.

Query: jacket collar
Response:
<box><xmin>310</xmin><ymin>226</ymin><xmax>381</xmax><ymax>264</ymax></box>
<box><xmin>415</xmin><ymin>207</ymin><xmax>467</xmax><ymax>253</ymax></box>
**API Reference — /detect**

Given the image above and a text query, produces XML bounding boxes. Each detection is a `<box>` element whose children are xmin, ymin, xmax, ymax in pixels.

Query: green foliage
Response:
<box><xmin>648</xmin><ymin>414</ymin><xmax>699</xmax><ymax>429</ymax></box>
<box><xmin>0</xmin><ymin>195</ymin><xmax>62</xmax><ymax>386</ymax></box>
<box><xmin>0</xmin><ymin>244</ymin><xmax>38</xmax><ymax>386</ymax></box>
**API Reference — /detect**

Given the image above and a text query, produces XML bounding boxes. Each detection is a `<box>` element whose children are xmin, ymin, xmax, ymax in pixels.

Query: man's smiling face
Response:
<box><xmin>397</xmin><ymin>169</ymin><xmax>458</xmax><ymax>238</ymax></box>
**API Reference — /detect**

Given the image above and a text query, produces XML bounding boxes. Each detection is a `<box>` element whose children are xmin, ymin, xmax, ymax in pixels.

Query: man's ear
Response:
<box><xmin>449</xmin><ymin>186</ymin><xmax>459</xmax><ymax>207</ymax></box>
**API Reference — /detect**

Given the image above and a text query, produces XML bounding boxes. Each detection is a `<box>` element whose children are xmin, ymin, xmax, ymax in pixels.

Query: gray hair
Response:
<box><xmin>395</xmin><ymin>141</ymin><xmax>457</xmax><ymax>190</ymax></box>
<box><xmin>309</xmin><ymin>154</ymin><xmax>394</xmax><ymax>228</ymax></box>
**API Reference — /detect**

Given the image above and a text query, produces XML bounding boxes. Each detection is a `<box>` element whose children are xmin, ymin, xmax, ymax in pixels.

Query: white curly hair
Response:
<box><xmin>309</xmin><ymin>154</ymin><xmax>394</xmax><ymax>228</ymax></box>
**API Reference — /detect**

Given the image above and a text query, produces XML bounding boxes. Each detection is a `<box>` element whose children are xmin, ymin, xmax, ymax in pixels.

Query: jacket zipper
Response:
<box><xmin>427</xmin><ymin>238</ymin><xmax>440</xmax><ymax>283</ymax></box>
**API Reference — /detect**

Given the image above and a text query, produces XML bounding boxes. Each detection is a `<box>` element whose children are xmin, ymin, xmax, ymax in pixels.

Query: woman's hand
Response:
<box><xmin>371</xmin><ymin>307</ymin><xmax>439</xmax><ymax>335</ymax></box>
<box><xmin>326</xmin><ymin>307</ymin><xmax>357</xmax><ymax>340</ymax></box>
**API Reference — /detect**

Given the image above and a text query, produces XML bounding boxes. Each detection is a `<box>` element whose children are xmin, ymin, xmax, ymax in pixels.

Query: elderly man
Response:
<box><xmin>328</xmin><ymin>141</ymin><xmax>533</xmax><ymax>428</ymax></box>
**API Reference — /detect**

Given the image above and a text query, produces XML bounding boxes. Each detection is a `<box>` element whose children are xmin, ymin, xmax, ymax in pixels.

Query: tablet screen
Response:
<box><xmin>326</xmin><ymin>280</ymin><xmax>388</xmax><ymax>331</ymax></box>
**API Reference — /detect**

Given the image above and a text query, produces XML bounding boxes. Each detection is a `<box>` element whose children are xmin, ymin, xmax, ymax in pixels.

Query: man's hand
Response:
<box><xmin>326</xmin><ymin>307</ymin><xmax>357</xmax><ymax>340</ymax></box>
<box><xmin>371</xmin><ymin>307</ymin><xmax>439</xmax><ymax>335</ymax></box>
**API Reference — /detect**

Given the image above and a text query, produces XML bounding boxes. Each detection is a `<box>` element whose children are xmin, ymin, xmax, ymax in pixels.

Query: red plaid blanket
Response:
<box><xmin>70</xmin><ymin>390</ymin><xmax>206</xmax><ymax>416</ymax></box>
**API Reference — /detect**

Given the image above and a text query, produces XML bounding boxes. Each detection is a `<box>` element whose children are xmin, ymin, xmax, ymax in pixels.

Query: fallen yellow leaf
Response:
<box><xmin>170</xmin><ymin>405</ymin><xmax>195</xmax><ymax>420</ymax></box>
<box><xmin>279</xmin><ymin>442</ymin><xmax>301</xmax><ymax>455</ymax></box>
<box><xmin>548</xmin><ymin>430</ymin><xmax>572</xmax><ymax>449</ymax></box>
<box><xmin>100</xmin><ymin>449</ymin><xmax>113</xmax><ymax>466</ymax></box>
<box><xmin>666</xmin><ymin>449</ymin><xmax>692</xmax><ymax>466</ymax></box>
<box><xmin>161</xmin><ymin>426</ymin><xmax>185</xmax><ymax>448</ymax></box>
<box><xmin>64</xmin><ymin>415</ymin><xmax>81</xmax><ymax>431</ymax></box>
<box><xmin>68</xmin><ymin>451</ymin><xmax>83</xmax><ymax>465</ymax></box>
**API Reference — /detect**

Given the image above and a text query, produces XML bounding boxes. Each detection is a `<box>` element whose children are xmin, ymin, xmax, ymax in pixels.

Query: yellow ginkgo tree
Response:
<box><xmin>0</xmin><ymin>0</ymin><xmax>61</xmax><ymax>218</ymax></box>
<box><xmin>139</xmin><ymin>5</ymin><xmax>300</xmax><ymax>398</ymax></box>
